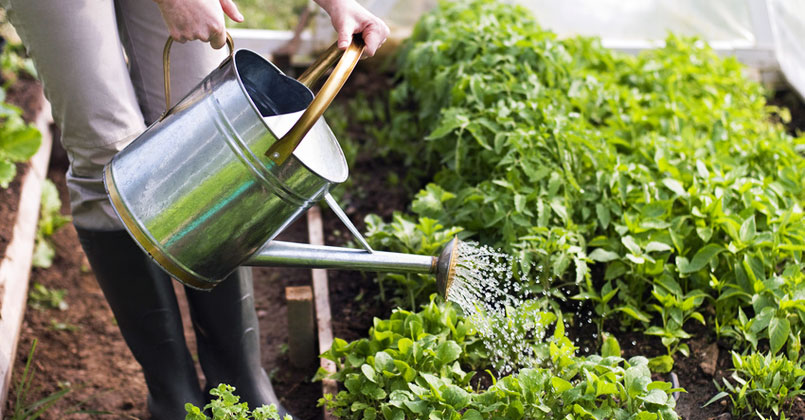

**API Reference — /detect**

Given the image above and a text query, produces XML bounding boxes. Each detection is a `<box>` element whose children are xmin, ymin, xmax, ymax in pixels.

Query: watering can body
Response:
<box><xmin>104</xmin><ymin>47</ymin><xmax>348</xmax><ymax>290</ymax></box>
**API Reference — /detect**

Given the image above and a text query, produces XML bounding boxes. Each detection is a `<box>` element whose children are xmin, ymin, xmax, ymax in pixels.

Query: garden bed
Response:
<box><xmin>5</xmin><ymin>8</ymin><xmax>805</xmax><ymax>417</ymax></box>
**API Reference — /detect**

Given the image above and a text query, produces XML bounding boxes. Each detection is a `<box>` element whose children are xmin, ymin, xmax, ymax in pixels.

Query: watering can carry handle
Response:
<box><xmin>161</xmin><ymin>33</ymin><xmax>235</xmax><ymax>118</ymax></box>
<box><xmin>264</xmin><ymin>35</ymin><xmax>366</xmax><ymax>165</ymax></box>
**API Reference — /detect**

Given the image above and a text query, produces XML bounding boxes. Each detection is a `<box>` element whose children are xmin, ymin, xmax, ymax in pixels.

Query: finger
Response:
<box><xmin>361</xmin><ymin>23</ymin><xmax>385</xmax><ymax>57</ymax></box>
<box><xmin>220</xmin><ymin>0</ymin><xmax>244</xmax><ymax>22</ymax></box>
<box><xmin>337</xmin><ymin>20</ymin><xmax>357</xmax><ymax>50</ymax></box>
<box><xmin>209</xmin><ymin>28</ymin><xmax>227</xmax><ymax>49</ymax></box>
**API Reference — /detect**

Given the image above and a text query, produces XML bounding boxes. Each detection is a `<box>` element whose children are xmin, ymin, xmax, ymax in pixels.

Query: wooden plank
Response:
<box><xmin>306</xmin><ymin>205</ymin><xmax>338</xmax><ymax>420</ymax></box>
<box><xmin>0</xmin><ymin>96</ymin><xmax>53</xmax><ymax>417</ymax></box>
<box><xmin>285</xmin><ymin>285</ymin><xmax>316</xmax><ymax>368</ymax></box>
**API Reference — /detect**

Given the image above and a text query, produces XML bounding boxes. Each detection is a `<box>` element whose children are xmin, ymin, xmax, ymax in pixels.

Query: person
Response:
<box><xmin>0</xmin><ymin>0</ymin><xmax>389</xmax><ymax>418</ymax></box>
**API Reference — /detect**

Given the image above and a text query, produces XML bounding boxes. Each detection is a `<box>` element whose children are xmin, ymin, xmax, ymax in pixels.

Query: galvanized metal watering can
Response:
<box><xmin>104</xmin><ymin>35</ymin><xmax>458</xmax><ymax>295</ymax></box>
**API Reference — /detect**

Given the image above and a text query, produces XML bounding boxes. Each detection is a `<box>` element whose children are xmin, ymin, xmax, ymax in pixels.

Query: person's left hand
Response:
<box><xmin>314</xmin><ymin>0</ymin><xmax>390</xmax><ymax>57</ymax></box>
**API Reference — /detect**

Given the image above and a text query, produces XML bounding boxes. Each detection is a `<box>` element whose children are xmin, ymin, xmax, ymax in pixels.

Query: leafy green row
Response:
<box><xmin>366</xmin><ymin>0</ymin><xmax>805</xmax><ymax>361</ymax></box>
<box><xmin>317</xmin><ymin>298</ymin><xmax>680</xmax><ymax>420</ymax></box>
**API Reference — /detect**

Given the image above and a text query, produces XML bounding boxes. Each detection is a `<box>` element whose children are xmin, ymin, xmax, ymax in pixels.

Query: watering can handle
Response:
<box><xmin>161</xmin><ymin>33</ymin><xmax>235</xmax><ymax>118</ymax></box>
<box><xmin>264</xmin><ymin>35</ymin><xmax>366</xmax><ymax>165</ymax></box>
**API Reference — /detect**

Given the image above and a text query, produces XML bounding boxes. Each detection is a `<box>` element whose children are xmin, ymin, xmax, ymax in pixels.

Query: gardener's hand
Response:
<box><xmin>315</xmin><ymin>0</ymin><xmax>390</xmax><ymax>57</ymax></box>
<box><xmin>155</xmin><ymin>0</ymin><xmax>244</xmax><ymax>49</ymax></box>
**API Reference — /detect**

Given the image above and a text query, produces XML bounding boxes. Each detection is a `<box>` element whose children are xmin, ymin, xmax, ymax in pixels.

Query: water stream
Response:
<box><xmin>446</xmin><ymin>241</ymin><xmax>552</xmax><ymax>374</ymax></box>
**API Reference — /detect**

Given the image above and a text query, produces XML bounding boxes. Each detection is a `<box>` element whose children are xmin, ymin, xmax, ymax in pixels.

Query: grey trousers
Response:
<box><xmin>2</xmin><ymin>0</ymin><xmax>227</xmax><ymax>230</ymax></box>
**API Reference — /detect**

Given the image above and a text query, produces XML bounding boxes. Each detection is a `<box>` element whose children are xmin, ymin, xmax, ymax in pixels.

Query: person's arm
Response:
<box><xmin>314</xmin><ymin>0</ymin><xmax>390</xmax><ymax>56</ymax></box>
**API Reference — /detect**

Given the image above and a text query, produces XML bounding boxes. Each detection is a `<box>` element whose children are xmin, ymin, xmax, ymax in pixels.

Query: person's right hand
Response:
<box><xmin>155</xmin><ymin>0</ymin><xmax>244</xmax><ymax>49</ymax></box>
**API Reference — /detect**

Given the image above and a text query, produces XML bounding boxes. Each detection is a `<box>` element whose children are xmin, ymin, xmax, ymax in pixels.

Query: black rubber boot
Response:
<box><xmin>184</xmin><ymin>267</ymin><xmax>290</xmax><ymax>417</ymax></box>
<box><xmin>76</xmin><ymin>228</ymin><xmax>204</xmax><ymax>420</ymax></box>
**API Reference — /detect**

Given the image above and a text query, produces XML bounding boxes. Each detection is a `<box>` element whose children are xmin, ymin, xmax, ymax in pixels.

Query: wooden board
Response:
<box><xmin>0</xmin><ymin>97</ymin><xmax>53</xmax><ymax>416</ymax></box>
<box><xmin>285</xmin><ymin>285</ymin><xmax>316</xmax><ymax>368</ymax></box>
<box><xmin>306</xmin><ymin>205</ymin><xmax>338</xmax><ymax>420</ymax></box>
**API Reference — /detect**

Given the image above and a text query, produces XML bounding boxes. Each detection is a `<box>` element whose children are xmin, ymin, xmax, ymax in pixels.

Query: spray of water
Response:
<box><xmin>446</xmin><ymin>241</ymin><xmax>553</xmax><ymax>374</ymax></box>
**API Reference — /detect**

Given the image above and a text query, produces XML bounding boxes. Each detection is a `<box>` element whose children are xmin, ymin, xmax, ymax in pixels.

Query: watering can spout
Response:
<box><xmin>245</xmin><ymin>237</ymin><xmax>460</xmax><ymax>299</ymax></box>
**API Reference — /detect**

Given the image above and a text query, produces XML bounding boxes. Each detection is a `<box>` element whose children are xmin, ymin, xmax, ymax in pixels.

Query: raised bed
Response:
<box><xmin>0</xmin><ymin>82</ymin><xmax>52</xmax><ymax>417</ymax></box>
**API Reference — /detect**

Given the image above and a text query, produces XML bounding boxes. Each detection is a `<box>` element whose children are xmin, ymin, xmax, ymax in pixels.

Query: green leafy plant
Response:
<box><xmin>1</xmin><ymin>41</ymin><xmax>37</xmax><ymax>84</ymax></box>
<box><xmin>644</xmin><ymin>275</ymin><xmax>707</xmax><ymax>358</ymax></box>
<box><xmin>359</xmin><ymin>0</ymin><xmax>805</xmax><ymax>359</ymax></box>
<box><xmin>184</xmin><ymin>384</ymin><xmax>292</xmax><ymax>420</ymax></box>
<box><xmin>28</xmin><ymin>283</ymin><xmax>68</xmax><ymax>311</ymax></box>
<box><xmin>719</xmin><ymin>264</ymin><xmax>805</xmax><ymax>359</ymax></box>
<box><xmin>32</xmin><ymin>179</ymin><xmax>72</xmax><ymax>268</ymax></box>
<box><xmin>318</xmin><ymin>297</ymin><xmax>681</xmax><ymax>419</ymax></box>
<box><xmin>364</xmin><ymin>212</ymin><xmax>463</xmax><ymax>309</ymax></box>
<box><xmin>0</xmin><ymin>88</ymin><xmax>41</xmax><ymax>188</ymax></box>
<box><xmin>705</xmin><ymin>351</ymin><xmax>805</xmax><ymax>419</ymax></box>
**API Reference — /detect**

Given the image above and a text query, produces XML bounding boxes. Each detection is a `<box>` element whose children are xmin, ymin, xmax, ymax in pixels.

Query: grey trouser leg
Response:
<box><xmin>1</xmin><ymin>0</ymin><xmax>226</xmax><ymax>230</ymax></box>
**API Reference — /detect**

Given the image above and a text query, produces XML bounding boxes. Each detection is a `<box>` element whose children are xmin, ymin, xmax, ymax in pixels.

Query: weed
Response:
<box><xmin>185</xmin><ymin>384</ymin><xmax>292</xmax><ymax>420</ymax></box>
<box><xmin>7</xmin><ymin>339</ymin><xmax>71</xmax><ymax>420</ymax></box>
<box><xmin>27</xmin><ymin>283</ymin><xmax>67</xmax><ymax>311</ymax></box>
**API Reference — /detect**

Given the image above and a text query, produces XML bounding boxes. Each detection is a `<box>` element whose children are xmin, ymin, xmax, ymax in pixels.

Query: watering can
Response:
<box><xmin>103</xmin><ymin>34</ymin><xmax>458</xmax><ymax>297</ymax></box>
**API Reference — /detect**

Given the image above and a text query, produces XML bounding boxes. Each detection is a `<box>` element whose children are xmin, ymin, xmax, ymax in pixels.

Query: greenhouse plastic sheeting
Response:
<box><xmin>310</xmin><ymin>0</ymin><xmax>803</xmax><ymax>96</ymax></box>
<box><xmin>768</xmin><ymin>0</ymin><xmax>805</xmax><ymax>99</ymax></box>
<box><xmin>515</xmin><ymin>0</ymin><xmax>755</xmax><ymax>44</ymax></box>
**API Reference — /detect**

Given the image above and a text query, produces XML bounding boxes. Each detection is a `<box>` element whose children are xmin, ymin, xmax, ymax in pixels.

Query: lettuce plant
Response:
<box><xmin>318</xmin><ymin>298</ymin><xmax>681</xmax><ymax>420</ymax></box>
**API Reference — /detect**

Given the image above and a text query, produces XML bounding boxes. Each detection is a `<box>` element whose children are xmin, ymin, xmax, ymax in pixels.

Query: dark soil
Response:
<box><xmin>0</xmin><ymin>162</ymin><xmax>24</xmax><ymax>258</ymax></box>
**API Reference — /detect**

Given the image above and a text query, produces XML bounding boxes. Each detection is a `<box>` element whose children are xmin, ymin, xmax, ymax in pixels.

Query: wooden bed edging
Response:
<box><xmin>0</xmin><ymin>94</ymin><xmax>53</xmax><ymax>417</ymax></box>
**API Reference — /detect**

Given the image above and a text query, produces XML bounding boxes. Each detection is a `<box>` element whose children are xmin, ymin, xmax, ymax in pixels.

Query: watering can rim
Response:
<box><xmin>231</xmin><ymin>48</ymin><xmax>349</xmax><ymax>184</ymax></box>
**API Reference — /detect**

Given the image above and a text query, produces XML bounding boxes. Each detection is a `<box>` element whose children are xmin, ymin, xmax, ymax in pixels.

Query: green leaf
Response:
<box><xmin>374</xmin><ymin>351</ymin><xmax>395</xmax><ymax>373</ymax></box>
<box><xmin>427</xmin><ymin>109</ymin><xmax>468</xmax><ymax>140</ymax></box>
<box><xmin>679</xmin><ymin>244</ymin><xmax>725</xmax><ymax>274</ymax></box>
<box><xmin>647</xmin><ymin>355</ymin><xmax>674</xmax><ymax>373</ymax></box>
<box><xmin>621</xmin><ymin>236</ymin><xmax>641</xmax><ymax>255</ymax></box>
<box><xmin>645</xmin><ymin>241</ymin><xmax>672</xmax><ymax>253</ymax></box>
<box><xmin>461</xmin><ymin>409</ymin><xmax>483</xmax><ymax>420</ymax></box>
<box><xmin>769</xmin><ymin>317</ymin><xmax>790</xmax><ymax>354</ymax></box>
<box><xmin>739</xmin><ymin>216</ymin><xmax>757</xmax><ymax>243</ymax></box>
<box><xmin>442</xmin><ymin>385</ymin><xmax>470</xmax><ymax>409</ymax></box>
<box><xmin>551</xmin><ymin>376</ymin><xmax>573</xmax><ymax>393</ymax></box>
<box><xmin>601</xmin><ymin>335</ymin><xmax>621</xmax><ymax>358</ymax></box>
<box><xmin>617</xmin><ymin>305</ymin><xmax>651</xmax><ymax>322</ymax></box>
<box><xmin>642</xmin><ymin>389</ymin><xmax>668</xmax><ymax>405</ymax></box>
<box><xmin>0</xmin><ymin>126</ymin><xmax>40</xmax><ymax>161</ymax></box>
<box><xmin>361</xmin><ymin>364</ymin><xmax>377</xmax><ymax>383</ymax></box>
<box><xmin>31</xmin><ymin>240</ymin><xmax>55</xmax><ymax>269</ymax></box>
<box><xmin>0</xmin><ymin>160</ymin><xmax>15</xmax><ymax>188</ymax></box>
<box><xmin>749</xmin><ymin>307</ymin><xmax>775</xmax><ymax>333</ymax></box>
<box><xmin>435</xmin><ymin>341</ymin><xmax>461</xmax><ymax>364</ymax></box>
<box><xmin>662</xmin><ymin>178</ymin><xmax>687</xmax><ymax>197</ymax></box>
<box><xmin>589</xmin><ymin>248</ymin><xmax>620</xmax><ymax>262</ymax></box>
<box><xmin>596</xmin><ymin>203</ymin><xmax>611</xmax><ymax>228</ymax></box>
<box><xmin>703</xmin><ymin>391</ymin><xmax>730</xmax><ymax>407</ymax></box>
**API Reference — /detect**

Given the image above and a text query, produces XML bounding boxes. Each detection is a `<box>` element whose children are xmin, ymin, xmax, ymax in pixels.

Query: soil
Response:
<box><xmin>0</xmin><ymin>162</ymin><xmax>24</xmax><ymax>258</ymax></box>
<box><xmin>3</xmin><ymin>69</ymin><xmax>805</xmax><ymax>420</ymax></box>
